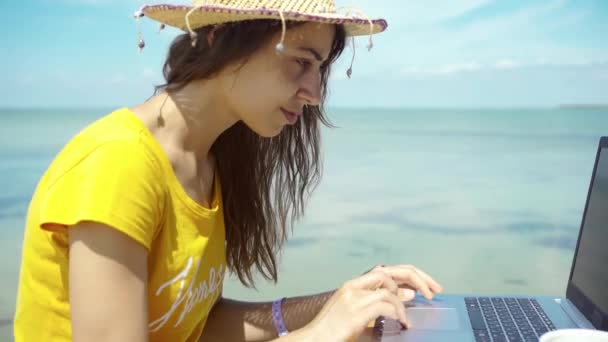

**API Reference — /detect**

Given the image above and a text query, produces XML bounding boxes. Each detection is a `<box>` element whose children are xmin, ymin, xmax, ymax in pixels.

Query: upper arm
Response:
<box><xmin>69</xmin><ymin>221</ymin><xmax>148</xmax><ymax>342</ymax></box>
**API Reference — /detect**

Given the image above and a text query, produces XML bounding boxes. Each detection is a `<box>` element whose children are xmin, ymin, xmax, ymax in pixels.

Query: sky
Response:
<box><xmin>1</xmin><ymin>0</ymin><xmax>607</xmax><ymax>108</ymax></box>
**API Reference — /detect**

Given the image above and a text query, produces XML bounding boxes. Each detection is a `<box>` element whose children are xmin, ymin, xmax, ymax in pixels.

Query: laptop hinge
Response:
<box><xmin>555</xmin><ymin>298</ymin><xmax>595</xmax><ymax>329</ymax></box>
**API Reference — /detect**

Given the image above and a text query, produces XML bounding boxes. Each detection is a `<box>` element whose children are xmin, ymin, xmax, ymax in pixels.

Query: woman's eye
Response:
<box><xmin>296</xmin><ymin>59</ymin><xmax>312</xmax><ymax>69</ymax></box>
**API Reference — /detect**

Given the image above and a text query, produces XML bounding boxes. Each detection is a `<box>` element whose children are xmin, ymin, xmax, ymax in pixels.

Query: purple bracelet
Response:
<box><xmin>272</xmin><ymin>297</ymin><xmax>289</xmax><ymax>337</ymax></box>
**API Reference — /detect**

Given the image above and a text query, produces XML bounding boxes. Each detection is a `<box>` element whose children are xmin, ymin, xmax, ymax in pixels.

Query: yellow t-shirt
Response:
<box><xmin>14</xmin><ymin>108</ymin><xmax>226</xmax><ymax>342</ymax></box>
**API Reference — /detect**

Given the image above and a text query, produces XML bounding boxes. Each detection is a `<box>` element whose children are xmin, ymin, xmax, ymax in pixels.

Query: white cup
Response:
<box><xmin>539</xmin><ymin>329</ymin><xmax>608</xmax><ymax>342</ymax></box>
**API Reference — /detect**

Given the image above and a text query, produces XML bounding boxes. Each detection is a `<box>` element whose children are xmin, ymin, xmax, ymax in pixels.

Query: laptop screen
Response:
<box><xmin>568</xmin><ymin>146</ymin><xmax>608</xmax><ymax>328</ymax></box>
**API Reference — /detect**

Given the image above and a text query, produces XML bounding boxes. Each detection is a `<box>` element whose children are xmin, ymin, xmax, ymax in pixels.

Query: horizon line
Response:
<box><xmin>2</xmin><ymin>104</ymin><xmax>608</xmax><ymax>111</ymax></box>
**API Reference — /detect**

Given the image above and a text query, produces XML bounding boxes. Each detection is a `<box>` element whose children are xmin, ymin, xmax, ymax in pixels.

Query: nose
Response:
<box><xmin>296</xmin><ymin>71</ymin><xmax>322</xmax><ymax>106</ymax></box>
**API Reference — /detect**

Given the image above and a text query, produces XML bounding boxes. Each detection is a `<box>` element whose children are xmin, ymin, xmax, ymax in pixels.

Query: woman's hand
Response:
<box><xmin>367</xmin><ymin>264</ymin><xmax>443</xmax><ymax>302</ymax></box>
<box><xmin>303</xmin><ymin>265</ymin><xmax>443</xmax><ymax>342</ymax></box>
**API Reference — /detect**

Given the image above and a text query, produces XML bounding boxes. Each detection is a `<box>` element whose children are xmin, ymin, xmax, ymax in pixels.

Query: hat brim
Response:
<box><xmin>141</xmin><ymin>5</ymin><xmax>387</xmax><ymax>36</ymax></box>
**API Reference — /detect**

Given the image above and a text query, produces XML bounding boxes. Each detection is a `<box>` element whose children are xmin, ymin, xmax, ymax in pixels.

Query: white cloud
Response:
<box><xmin>438</xmin><ymin>0</ymin><xmax>568</xmax><ymax>46</ymax></box>
<box><xmin>106</xmin><ymin>73</ymin><xmax>128</xmax><ymax>85</ymax></box>
<box><xmin>401</xmin><ymin>62</ymin><xmax>482</xmax><ymax>76</ymax></box>
<box><xmin>494</xmin><ymin>59</ymin><xmax>520</xmax><ymax>70</ymax></box>
<box><xmin>399</xmin><ymin>60</ymin><xmax>608</xmax><ymax>79</ymax></box>
<box><xmin>352</xmin><ymin>0</ymin><xmax>493</xmax><ymax>27</ymax></box>
<box><xmin>368</xmin><ymin>0</ymin><xmax>594</xmax><ymax>73</ymax></box>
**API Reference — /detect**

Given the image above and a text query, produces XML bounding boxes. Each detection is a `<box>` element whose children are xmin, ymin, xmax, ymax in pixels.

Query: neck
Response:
<box><xmin>136</xmin><ymin>80</ymin><xmax>239</xmax><ymax>161</ymax></box>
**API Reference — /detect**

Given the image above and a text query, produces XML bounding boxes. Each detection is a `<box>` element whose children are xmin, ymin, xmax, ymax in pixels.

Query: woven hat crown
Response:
<box><xmin>191</xmin><ymin>0</ymin><xmax>337</xmax><ymax>13</ymax></box>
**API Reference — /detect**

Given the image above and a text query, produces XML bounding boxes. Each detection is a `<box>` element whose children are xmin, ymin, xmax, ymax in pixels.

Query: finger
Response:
<box><xmin>361</xmin><ymin>264</ymin><xmax>385</xmax><ymax>276</ymax></box>
<box><xmin>382</xmin><ymin>266</ymin><xmax>435</xmax><ymax>299</ymax></box>
<box><xmin>360</xmin><ymin>299</ymin><xmax>408</xmax><ymax>329</ymax></box>
<box><xmin>408</xmin><ymin>267</ymin><xmax>443</xmax><ymax>293</ymax></box>
<box><xmin>371</xmin><ymin>269</ymin><xmax>399</xmax><ymax>294</ymax></box>
<box><xmin>371</xmin><ymin>264</ymin><xmax>385</xmax><ymax>272</ymax></box>
<box><xmin>398</xmin><ymin>287</ymin><xmax>417</xmax><ymax>301</ymax></box>
<box><xmin>356</xmin><ymin>288</ymin><xmax>406</xmax><ymax>321</ymax></box>
<box><xmin>360</xmin><ymin>288</ymin><xmax>407</xmax><ymax>326</ymax></box>
<box><xmin>396</xmin><ymin>265</ymin><xmax>443</xmax><ymax>294</ymax></box>
<box><xmin>346</xmin><ymin>269</ymin><xmax>398</xmax><ymax>294</ymax></box>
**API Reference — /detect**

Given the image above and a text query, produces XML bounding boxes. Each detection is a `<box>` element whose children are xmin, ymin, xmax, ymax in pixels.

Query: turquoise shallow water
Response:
<box><xmin>1</xmin><ymin>107</ymin><xmax>607</xmax><ymax>340</ymax></box>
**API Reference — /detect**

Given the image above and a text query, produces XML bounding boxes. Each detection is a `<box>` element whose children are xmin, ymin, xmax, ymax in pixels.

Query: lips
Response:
<box><xmin>281</xmin><ymin>107</ymin><xmax>302</xmax><ymax>125</ymax></box>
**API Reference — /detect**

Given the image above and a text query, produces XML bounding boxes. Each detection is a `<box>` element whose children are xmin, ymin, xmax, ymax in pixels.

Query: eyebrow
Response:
<box><xmin>297</xmin><ymin>47</ymin><xmax>327</xmax><ymax>63</ymax></box>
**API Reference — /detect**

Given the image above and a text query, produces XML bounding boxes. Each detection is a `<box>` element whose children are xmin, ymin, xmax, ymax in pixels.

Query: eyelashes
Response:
<box><xmin>289</xmin><ymin>58</ymin><xmax>325</xmax><ymax>80</ymax></box>
<box><xmin>295</xmin><ymin>58</ymin><xmax>313</xmax><ymax>71</ymax></box>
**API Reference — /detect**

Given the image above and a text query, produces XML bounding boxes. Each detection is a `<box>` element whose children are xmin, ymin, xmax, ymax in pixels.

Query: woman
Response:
<box><xmin>14</xmin><ymin>0</ymin><xmax>443</xmax><ymax>341</ymax></box>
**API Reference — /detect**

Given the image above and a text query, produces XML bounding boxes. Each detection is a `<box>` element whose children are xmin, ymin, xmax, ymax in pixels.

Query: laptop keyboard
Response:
<box><xmin>465</xmin><ymin>297</ymin><xmax>556</xmax><ymax>342</ymax></box>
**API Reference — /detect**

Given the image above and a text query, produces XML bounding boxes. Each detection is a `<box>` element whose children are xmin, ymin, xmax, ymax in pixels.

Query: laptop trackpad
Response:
<box><xmin>407</xmin><ymin>308</ymin><xmax>461</xmax><ymax>330</ymax></box>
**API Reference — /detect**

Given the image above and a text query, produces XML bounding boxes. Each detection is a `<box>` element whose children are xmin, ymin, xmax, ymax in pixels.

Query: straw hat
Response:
<box><xmin>133</xmin><ymin>0</ymin><xmax>387</xmax><ymax>77</ymax></box>
<box><xmin>136</xmin><ymin>0</ymin><xmax>387</xmax><ymax>37</ymax></box>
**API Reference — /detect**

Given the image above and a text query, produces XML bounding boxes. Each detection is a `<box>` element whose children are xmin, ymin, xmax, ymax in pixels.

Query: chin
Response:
<box><xmin>246</xmin><ymin>122</ymin><xmax>284</xmax><ymax>138</ymax></box>
<box><xmin>259</xmin><ymin>126</ymin><xmax>284</xmax><ymax>138</ymax></box>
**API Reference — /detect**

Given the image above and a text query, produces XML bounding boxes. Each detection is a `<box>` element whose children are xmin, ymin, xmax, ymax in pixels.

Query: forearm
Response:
<box><xmin>199</xmin><ymin>290</ymin><xmax>335</xmax><ymax>342</ymax></box>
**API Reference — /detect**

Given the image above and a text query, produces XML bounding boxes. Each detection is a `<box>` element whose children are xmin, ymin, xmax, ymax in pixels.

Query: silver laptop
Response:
<box><xmin>375</xmin><ymin>136</ymin><xmax>608</xmax><ymax>342</ymax></box>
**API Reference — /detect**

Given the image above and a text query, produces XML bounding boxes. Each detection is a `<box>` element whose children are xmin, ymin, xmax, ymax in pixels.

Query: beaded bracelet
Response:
<box><xmin>271</xmin><ymin>297</ymin><xmax>289</xmax><ymax>337</ymax></box>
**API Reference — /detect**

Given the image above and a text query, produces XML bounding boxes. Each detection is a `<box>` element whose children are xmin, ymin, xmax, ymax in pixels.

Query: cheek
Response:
<box><xmin>222</xmin><ymin>79</ymin><xmax>276</xmax><ymax>136</ymax></box>
<box><xmin>231</xmin><ymin>80</ymin><xmax>274</xmax><ymax>116</ymax></box>
<box><xmin>233</xmin><ymin>67</ymin><xmax>295</xmax><ymax>114</ymax></box>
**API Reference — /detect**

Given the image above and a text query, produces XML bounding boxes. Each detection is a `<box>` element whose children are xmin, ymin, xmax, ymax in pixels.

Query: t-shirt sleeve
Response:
<box><xmin>39</xmin><ymin>139</ymin><xmax>166</xmax><ymax>251</ymax></box>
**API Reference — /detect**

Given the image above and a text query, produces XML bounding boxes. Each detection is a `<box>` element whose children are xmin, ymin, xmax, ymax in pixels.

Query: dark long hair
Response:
<box><xmin>155</xmin><ymin>20</ymin><xmax>347</xmax><ymax>288</ymax></box>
